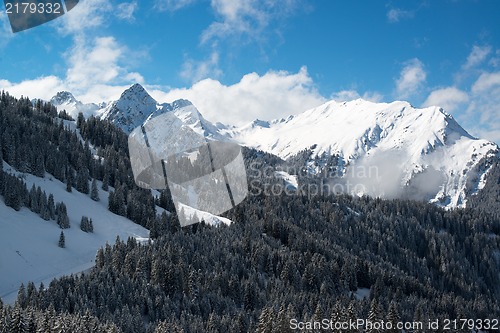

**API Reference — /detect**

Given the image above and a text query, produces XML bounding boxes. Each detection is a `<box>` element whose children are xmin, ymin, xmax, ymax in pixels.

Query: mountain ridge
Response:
<box><xmin>228</xmin><ymin>98</ymin><xmax>498</xmax><ymax>207</ymax></box>
<box><xmin>48</xmin><ymin>84</ymin><xmax>500</xmax><ymax>208</ymax></box>
<box><xmin>50</xmin><ymin>91</ymin><xmax>101</xmax><ymax>118</ymax></box>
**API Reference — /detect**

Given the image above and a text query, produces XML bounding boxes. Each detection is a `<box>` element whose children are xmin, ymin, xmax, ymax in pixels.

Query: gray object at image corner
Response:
<box><xmin>4</xmin><ymin>0</ymin><xmax>79</xmax><ymax>33</ymax></box>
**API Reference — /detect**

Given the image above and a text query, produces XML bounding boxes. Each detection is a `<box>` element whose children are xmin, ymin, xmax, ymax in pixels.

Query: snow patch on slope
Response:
<box><xmin>275</xmin><ymin>171</ymin><xmax>298</xmax><ymax>190</ymax></box>
<box><xmin>0</xmin><ymin>163</ymin><xmax>149</xmax><ymax>304</ymax></box>
<box><xmin>177</xmin><ymin>203</ymin><xmax>232</xmax><ymax>226</ymax></box>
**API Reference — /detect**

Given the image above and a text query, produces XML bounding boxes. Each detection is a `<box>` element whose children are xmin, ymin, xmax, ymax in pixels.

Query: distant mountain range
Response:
<box><xmin>49</xmin><ymin>84</ymin><xmax>500</xmax><ymax>208</ymax></box>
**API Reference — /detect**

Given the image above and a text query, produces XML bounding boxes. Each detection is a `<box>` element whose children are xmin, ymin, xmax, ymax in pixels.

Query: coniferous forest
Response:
<box><xmin>0</xmin><ymin>91</ymin><xmax>499</xmax><ymax>332</ymax></box>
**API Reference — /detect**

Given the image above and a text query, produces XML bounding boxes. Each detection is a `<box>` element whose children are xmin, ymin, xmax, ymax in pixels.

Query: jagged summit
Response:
<box><xmin>171</xmin><ymin>99</ymin><xmax>193</xmax><ymax>109</ymax></box>
<box><xmin>119</xmin><ymin>83</ymin><xmax>156</xmax><ymax>104</ymax></box>
<box><xmin>250</xmin><ymin>119</ymin><xmax>271</xmax><ymax>128</ymax></box>
<box><xmin>49</xmin><ymin>91</ymin><xmax>99</xmax><ymax>118</ymax></box>
<box><xmin>99</xmin><ymin>84</ymin><xmax>225</xmax><ymax>140</ymax></box>
<box><xmin>50</xmin><ymin>91</ymin><xmax>78</xmax><ymax>105</ymax></box>
<box><xmin>99</xmin><ymin>84</ymin><xmax>162</xmax><ymax>133</ymax></box>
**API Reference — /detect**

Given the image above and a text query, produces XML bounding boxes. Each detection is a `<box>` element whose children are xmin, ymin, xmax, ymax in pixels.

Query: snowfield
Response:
<box><xmin>0</xmin><ymin>163</ymin><xmax>149</xmax><ymax>304</ymax></box>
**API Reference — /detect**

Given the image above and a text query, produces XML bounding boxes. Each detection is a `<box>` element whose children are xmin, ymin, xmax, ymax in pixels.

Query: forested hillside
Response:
<box><xmin>0</xmin><ymin>91</ymin><xmax>160</xmax><ymax>230</ymax></box>
<box><xmin>2</xmin><ymin>193</ymin><xmax>499</xmax><ymax>332</ymax></box>
<box><xmin>0</xmin><ymin>92</ymin><xmax>499</xmax><ymax>332</ymax></box>
<box><xmin>468</xmin><ymin>162</ymin><xmax>500</xmax><ymax>217</ymax></box>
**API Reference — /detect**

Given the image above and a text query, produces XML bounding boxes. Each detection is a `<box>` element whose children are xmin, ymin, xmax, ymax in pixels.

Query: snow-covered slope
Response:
<box><xmin>50</xmin><ymin>91</ymin><xmax>101</xmax><ymax>119</ymax></box>
<box><xmin>171</xmin><ymin>102</ymin><xmax>229</xmax><ymax>141</ymax></box>
<box><xmin>0</xmin><ymin>162</ymin><xmax>149</xmax><ymax>304</ymax></box>
<box><xmin>229</xmin><ymin>99</ymin><xmax>499</xmax><ymax>207</ymax></box>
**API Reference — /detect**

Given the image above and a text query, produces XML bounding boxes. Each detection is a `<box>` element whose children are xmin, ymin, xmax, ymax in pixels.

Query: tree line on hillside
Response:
<box><xmin>0</xmin><ymin>91</ymin><xmax>158</xmax><ymax>231</ymax></box>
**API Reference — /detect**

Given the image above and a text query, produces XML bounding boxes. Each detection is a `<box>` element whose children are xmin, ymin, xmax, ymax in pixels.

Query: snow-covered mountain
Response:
<box><xmin>99</xmin><ymin>83</ymin><xmax>227</xmax><ymax>141</ymax></box>
<box><xmin>79</xmin><ymin>84</ymin><xmax>500</xmax><ymax>208</ymax></box>
<box><xmin>98</xmin><ymin>84</ymin><xmax>161</xmax><ymax>133</ymax></box>
<box><xmin>228</xmin><ymin>99</ymin><xmax>499</xmax><ymax>207</ymax></box>
<box><xmin>50</xmin><ymin>91</ymin><xmax>101</xmax><ymax>118</ymax></box>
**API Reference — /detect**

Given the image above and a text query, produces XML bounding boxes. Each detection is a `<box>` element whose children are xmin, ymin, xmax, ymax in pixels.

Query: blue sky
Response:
<box><xmin>1</xmin><ymin>0</ymin><xmax>499</xmax><ymax>143</ymax></box>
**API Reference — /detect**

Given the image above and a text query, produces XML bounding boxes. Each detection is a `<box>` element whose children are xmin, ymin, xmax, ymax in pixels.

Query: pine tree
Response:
<box><xmin>48</xmin><ymin>193</ymin><xmax>56</xmax><ymax>219</ymax></box>
<box><xmin>16</xmin><ymin>283</ymin><xmax>26</xmax><ymax>308</ymax></box>
<box><xmin>58</xmin><ymin>231</ymin><xmax>65</xmax><ymax>248</ymax></box>
<box><xmin>367</xmin><ymin>299</ymin><xmax>383</xmax><ymax>333</ymax></box>
<box><xmin>275</xmin><ymin>304</ymin><xmax>291</xmax><ymax>333</ymax></box>
<box><xmin>346</xmin><ymin>301</ymin><xmax>358</xmax><ymax>333</ymax></box>
<box><xmin>40</xmin><ymin>191</ymin><xmax>50</xmax><ymax>220</ymax></box>
<box><xmin>102</xmin><ymin>167</ymin><xmax>109</xmax><ymax>191</ymax></box>
<box><xmin>25</xmin><ymin>308</ymin><xmax>36</xmax><ymax>333</ymax></box>
<box><xmin>10</xmin><ymin>304</ymin><xmax>26</xmax><ymax>333</ymax></box>
<box><xmin>256</xmin><ymin>306</ymin><xmax>274</xmax><ymax>333</ymax></box>
<box><xmin>4</xmin><ymin>174</ymin><xmax>22</xmax><ymax>211</ymax></box>
<box><xmin>29</xmin><ymin>184</ymin><xmax>38</xmax><ymax>212</ymax></box>
<box><xmin>66</xmin><ymin>168</ymin><xmax>73</xmax><ymax>192</ymax></box>
<box><xmin>0</xmin><ymin>307</ymin><xmax>6</xmax><ymax>332</ymax></box>
<box><xmin>331</xmin><ymin>300</ymin><xmax>345</xmax><ymax>332</ymax></box>
<box><xmin>311</xmin><ymin>303</ymin><xmax>324</xmax><ymax>325</ymax></box>
<box><xmin>80</xmin><ymin>216</ymin><xmax>90</xmax><ymax>232</ymax></box>
<box><xmin>387</xmin><ymin>301</ymin><xmax>401</xmax><ymax>333</ymax></box>
<box><xmin>80</xmin><ymin>216</ymin><xmax>94</xmax><ymax>233</ymax></box>
<box><xmin>56</xmin><ymin>202</ymin><xmax>70</xmax><ymax>229</ymax></box>
<box><xmin>95</xmin><ymin>248</ymin><xmax>105</xmax><ymax>269</ymax></box>
<box><xmin>90</xmin><ymin>178</ymin><xmax>99</xmax><ymax>201</ymax></box>
<box><xmin>76</xmin><ymin>112</ymin><xmax>85</xmax><ymax>128</ymax></box>
<box><xmin>76</xmin><ymin>166</ymin><xmax>90</xmax><ymax>194</ymax></box>
<box><xmin>33</xmin><ymin>155</ymin><xmax>45</xmax><ymax>177</ymax></box>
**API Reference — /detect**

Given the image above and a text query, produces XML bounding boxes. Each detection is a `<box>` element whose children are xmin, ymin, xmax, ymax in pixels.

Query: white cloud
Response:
<box><xmin>116</xmin><ymin>2</ymin><xmax>138</xmax><ymax>21</ymax></box>
<box><xmin>1</xmin><ymin>35</ymin><xmax>144</xmax><ymax>103</ymax></box>
<box><xmin>330</xmin><ymin>90</ymin><xmax>383</xmax><ymax>103</ymax></box>
<box><xmin>180</xmin><ymin>51</ymin><xmax>222</xmax><ymax>83</ymax></box>
<box><xmin>463</xmin><ymin>71</ymin><xmax>500</xmax><ymax>143</ymax></box>
<box><xmin>395</xmin><ymin>58</ymin><xmax>426</xmax><ymax>99</ymax></box>
<box><xmin>65</xmin><ymin>36</ymin><xmax>144</xmax><ymax>102</ymax></box>
<box><xmin>151</xmin><ymin>66</ymin><xmax>325</xmax><ymax>126</ymax></box>
<box><xmin>463</xmin><ymin>45</ymin><xmax>491</xmax><ymax>70</ymax></box>
<box><xmin>56</xmin><ymin>0</ymin><xmax>112</xmax><ymax>35</ymax></box>
<box><xmin>387</xmin><ymin>8</ymin><xmax>414</xmax><ymax>23</ymax></box>
<box><xmin>0</xmin><ymin>66</ymin><xmax>325</xmax><ymax>127</ymax></box>
<box><xmin>423</xmin><ymin>87</ymin><xmax>469</xmax><ymax>112</ymax></box>
<box><xmin>201</xmin><ymin>0</ymin><xmax>301</xmax><ymax>44</ymax></box>
<box><xmin>66</xmin><ymin>37</ymin><xmax>119</xmax><ymax>89</ymax></box>
<box><xmin>155</xmin><ymin>0</ymin><xmax>198</xmax><ymax>12</ymax></box>
<box><xmin>0</xmin><ymin>76</ymin><xmax>64</xmax><ymax>100</ymax></box>
<box><xmin>471</xmin><ymin>72</ymin><xmax>500</xmax><ymax>93</ymax></box>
